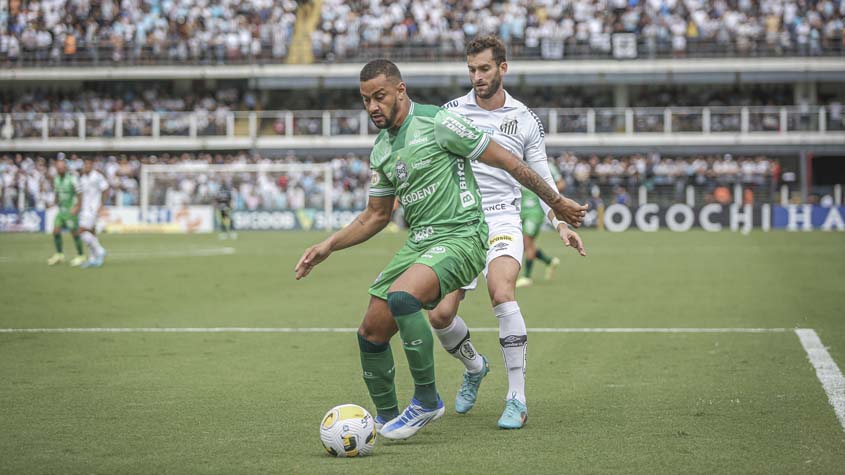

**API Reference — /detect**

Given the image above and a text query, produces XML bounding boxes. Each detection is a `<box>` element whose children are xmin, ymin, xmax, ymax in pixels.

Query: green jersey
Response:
<box><xmin>54</xmin><ymin>173</ymin><xmax>79</xmax><ymax>212</ymax></box>
<box><xmin>368</xmin><ymin>102</ymin><xmax>491</xmax><ymax>243</ymax></box>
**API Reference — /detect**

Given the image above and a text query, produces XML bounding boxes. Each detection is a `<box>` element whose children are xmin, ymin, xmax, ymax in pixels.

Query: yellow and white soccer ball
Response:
<box><xmin>319</xmin><ymin>404</ymin><xmax>377</xmax><ymax>457</ymax></box>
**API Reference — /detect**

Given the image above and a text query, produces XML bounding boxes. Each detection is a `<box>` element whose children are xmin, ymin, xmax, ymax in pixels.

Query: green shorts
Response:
<box><xmin>54</xmin><ymin>211</ymin><xmax>79</xmax><ymax>232</ymax></box>
<box><xmin>521</xmin><ymin>212</ymin><xmax>545</xmax><ymax>238</ymax></box>
<box><xmin>368</xmin><ymin>226</ymin><xmax>488</xmax><ymax>310</ymax></box>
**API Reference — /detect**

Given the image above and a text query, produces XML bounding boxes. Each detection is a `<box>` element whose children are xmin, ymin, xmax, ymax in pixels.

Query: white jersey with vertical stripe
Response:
<box><xmin>79</xmin><ymin>170</ymin><xmax>109</xmax><ymax>211</ymax></box>
<box><xmin>443</xmin><ymin>89</ymin><xmax>553</xmax><ymax>220</ymax></box>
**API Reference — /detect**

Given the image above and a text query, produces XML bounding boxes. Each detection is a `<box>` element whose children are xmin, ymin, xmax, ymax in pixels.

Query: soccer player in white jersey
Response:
<box><xmin>429</xmin><ymin>36</ymin><xmax>587</xmax><ymax>429</ymax></box>
<box><xmin>77</xmin><ymin>158</ymin><xmax>109</xmax><ymax>268</ymax></box>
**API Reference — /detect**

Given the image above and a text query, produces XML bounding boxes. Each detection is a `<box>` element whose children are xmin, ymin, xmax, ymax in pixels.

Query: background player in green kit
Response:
<box><xmin>516</xmin><ymin>160</ymin><xmax>567</xmax><ymax>288</ymax></box>
<box><xmin>47</xmin><ymin>158</ymin><xmax>86</xmax><ymax>267</ymax></box>
<box><xmin>294</xmin><ymin>59</ymin><xmax>587</xmax><ymax>441</ymax></box>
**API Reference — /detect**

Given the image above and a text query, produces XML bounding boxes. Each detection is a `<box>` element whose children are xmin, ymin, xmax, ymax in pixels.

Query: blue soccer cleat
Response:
<box><xmin>379</xmin><ymin>397</ymin><xmax>445</xmax><ymax>440</ymax></box>
<box><xmin>455</xmin><ymin>355</ymin><xmax>490</xmax><ymax>414</ymax></box>
<box><xmin>498</xmin><ymin>397</ymin><xmax>528</xmax><ymax>429</ymax></box>
<box><xmin>374</xmin><ymin>414</ymin><xmax>390</xmax><ymax>431</ymax></box>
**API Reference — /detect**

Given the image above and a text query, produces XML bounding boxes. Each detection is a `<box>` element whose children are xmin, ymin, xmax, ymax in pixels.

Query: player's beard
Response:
<box><xmin>474</xmin><ymin>71</ymin><xmax>502</xmax><ymax>100</ymax></box>
<box><xmin>371</xmin><ymin>100</ymin><xmax>400</xmax><ymax>130</ymax></box>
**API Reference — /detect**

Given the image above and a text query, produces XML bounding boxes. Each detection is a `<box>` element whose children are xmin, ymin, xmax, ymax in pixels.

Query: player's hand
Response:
<box><xmin>294</xmin><ymin>241</ymin><xmax>332</xmax><ymax>280</ymax></box>
<box><xmin>557</xmin><ymin>224</ymin><xmax>586</xmax><ymax>257</ymax></box>
<box><xmin>71</xmin><ymin>205</ymin><xmax>80</xmax><ymax>216</ymax></box>
<box><xmin>554</xmin><ymin>197</ymin><xmax>588</xmax><ymax>228</ymax></box>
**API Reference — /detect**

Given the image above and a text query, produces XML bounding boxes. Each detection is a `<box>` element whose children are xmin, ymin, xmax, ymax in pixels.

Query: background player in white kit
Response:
<box><xmin>429</xmin><ymin>36</ymin><xmax>587</xmax><ymax>429</ymax></box>
<box><xmin>78</xmin><ymin>158</ymin><xmax>109</xmax><ymax>268</ymax></box>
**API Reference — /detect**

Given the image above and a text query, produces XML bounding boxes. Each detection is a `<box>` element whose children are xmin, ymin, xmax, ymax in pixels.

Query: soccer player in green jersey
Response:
<box><xmin>47</xmin><ymin>158</ymin><xmax>86</xmax><ymax>267</ymax></box>
<box><xmin>295</xmin><ymin>59</ymin><xmax>587</xmax><ymax>441</ymax></box>
<box><xmin>516</xmin><ymin>161</ymin><xmax>567</xmax><ymax>288</ymax></box>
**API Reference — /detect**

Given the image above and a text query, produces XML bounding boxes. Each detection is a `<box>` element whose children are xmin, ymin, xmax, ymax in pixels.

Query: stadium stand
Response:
<box><xmin>0</xmin><ymin>0</ymin><xmax>841</xmax><ymax>65</ymax></box>
<box><xmin>0</xmin><ymin>151</ymin><xmax>786</xmax><ymax>212</ymax></box>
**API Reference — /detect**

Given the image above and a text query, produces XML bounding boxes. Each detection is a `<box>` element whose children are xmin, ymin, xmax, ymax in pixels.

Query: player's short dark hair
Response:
<box><xmin>465</xmin><ymin>35</ymin><xmax>507</xmax><ymax>65</ymax></box>
<box><xmin>359</xmin><ymin>59</ymin><xmax>403</xmax><ymax>83</ymax></box>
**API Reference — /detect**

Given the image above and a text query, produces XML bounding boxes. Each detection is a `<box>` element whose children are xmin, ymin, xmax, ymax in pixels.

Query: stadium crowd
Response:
<box><xmin>0</xmin><ymin>0</ymin><xmax>842</xmax><ymax>65</ymax></box>
<box><xmin>1</xmin><ymin>87</ymin><xmax>257</xmax><ymax>138</ymax></box>
<box><xmin>315</xmin><ymin>0</ymin><xmax>845</xmax><ymax>60</ymax></box>
<box><xmin>1</xmin><ymin>151</ymin><xmax>782</xmax><ymax>212</ymax></box>
<box><xmin>0</xmin><ymin>0</ymin><xmax>299</xmax><ymax>64</ymax></box>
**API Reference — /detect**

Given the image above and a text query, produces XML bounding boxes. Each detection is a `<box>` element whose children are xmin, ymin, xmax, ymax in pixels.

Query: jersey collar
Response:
<box><xmin>466</xmin><ymin>89</ymin><xmax>519</xmax><ymax>111</ymax></box>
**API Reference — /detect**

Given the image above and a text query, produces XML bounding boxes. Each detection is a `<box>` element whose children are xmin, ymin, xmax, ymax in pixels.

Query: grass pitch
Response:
<box><xmin>1</xmin><ymin>230</ymin><xmax>844</xmax><ymax>474</ymax></box>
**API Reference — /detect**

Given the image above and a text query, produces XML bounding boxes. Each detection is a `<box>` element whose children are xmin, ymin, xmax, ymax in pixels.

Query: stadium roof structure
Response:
<box><xmin>1</xmin><ymin>58</ymin><xmax>843</xmax><ymax>87</ymax></box>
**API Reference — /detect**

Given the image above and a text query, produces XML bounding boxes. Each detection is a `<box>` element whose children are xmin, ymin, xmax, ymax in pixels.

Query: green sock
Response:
<box><xmin>73</xmin><ymin>235</ymin><xmax>83</xmax><ymax>255</ymax></box>
<box><xmin>357</xmin><ymin>334</ymin><xmax>399</xmax><ymax>420</ymax></box>
<box><xmin>53</xmin><ymin>234</ymin><xmax>63</xmax><ymax>253</ymax></box>
<box><xmin>388</xmin><ymin>292</ymin><xmax>438</xmax><ymax>409</ymax></box>
<box><xmin>524</xmin><ymin>258</ymin><xmax>534</xmax><ymax>278</ymax></box>
<box><xmin>535</xmin><ymin>249</ymin><xmax>552</xmax><ymax>265</ymax></box>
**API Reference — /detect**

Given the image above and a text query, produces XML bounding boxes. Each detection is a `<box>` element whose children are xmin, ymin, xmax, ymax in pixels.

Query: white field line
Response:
<box><xmin>0</xmin><ymin>327</ymin><xmax>790</xmax><ymax>334</ymax></box>
<box><xmin>795</xmin><ymin>329</ymin><xmax>845</xmax><ymax>432</ymax></box>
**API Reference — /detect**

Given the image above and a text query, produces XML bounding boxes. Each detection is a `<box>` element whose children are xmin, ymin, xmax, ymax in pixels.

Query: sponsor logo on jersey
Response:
<box><xmin>460</xmin><ymin>191</ymin><xmax>477</xmax><ymax>208</ymax></box>
<box><xmin>395</xmin><ymin>158</ymin><xmax>409</xmax><ymax>182</ymax></box>
<box><xmin>408</xmin><ymin>129</ymin><xmax>430</xmax><ymax>146</ymax></box>
<box><xmin>428</xmin><ymin>246</ymin><xmax>446</xmax><ymax>254</ymax></box>
<box><xmin>411</xmin><ymin>226</ymin><xmax>435</xmax><ymax>243</ymax></box>
<box><xmin>499</xmin><ymin>117</ymin><xmax>519</xmax><ymax>135</ymax></box>
<box><xmin>400</xmin><ymin>184</ymin><xmax>437</xmax><ymax>206</ymax></box>
<box><xmin>483</xmin><ymin>203</ymin><xmax>509</xmax><ymax>213</ymax></box>
<box><xmin>443</xmin><ymin>99</ymin><xmax>460</xmax><ymax>109</ymax></box>
<box><xmin>476</xmin><ymin>125</ymin><xmax>496</xmax><ymax>135</ymax></box>
<box><xmin>442</xmin><ymin>116</ymin><xmax>478</xmax><ymax>140</ymax></box>
<box><xmin>370</xmin><ymin>171</ymin><xmax>381</xmax><ymax>186</ymax></box>
<box><xmin>489</xmin><ymin>234</ymin><xmax>514</xmax><ymax>245</ymax></box>
<box><xmin>412</xmin><ymin>158</ymin><xmax>433</xmax><ymax>170</ymax></box>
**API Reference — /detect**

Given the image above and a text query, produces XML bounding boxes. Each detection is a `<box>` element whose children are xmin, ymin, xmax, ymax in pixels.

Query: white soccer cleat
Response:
<box><xmin>515</xmin><ymin>277</ymin><xmax>533</xmax><ymax>288</ymax></box>
<box><xmin>379</xmin><ymin>397</ymin><xmax>445</xmax><ymax>440</ymax></box>
<box><xmin>545</xmin><ymin>257</ymin><xmax>560</xmax><ymax>280</ymax></box>
<box><xmin>47</xmin><ymin>253</ymin><xmax>65</xmax><ymax>266</ymax></box>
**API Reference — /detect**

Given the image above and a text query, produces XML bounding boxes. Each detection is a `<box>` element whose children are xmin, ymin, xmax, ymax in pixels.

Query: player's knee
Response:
<box><xmin>386</xmin><ymin>291</ymin><xmax>421</xmax><ymax>317</ymax></box>
<box><xmin>428</xmin><ymin>309</ymin><xmax>454</xmax><ymax>330</ymax></box>
<box><xmin>357</xmin><ymin>324</ymin><xmax>391</xmax><ymax>345</ymax></box>
<box><xmin>490</xmin><ymin>288</ymin><xmax>515</xmax><ymax>307</ymax></box>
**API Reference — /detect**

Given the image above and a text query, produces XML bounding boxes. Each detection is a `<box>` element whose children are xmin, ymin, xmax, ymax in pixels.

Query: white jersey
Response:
<box><xmin>79</xmin><ymin>170</ymin><xmax>109</xmax><ymax>210</ymax></box>
<box><xmin>443</xmin><ymin>90</ymin><xmax>557</xmax><ymax>222</ymax></box>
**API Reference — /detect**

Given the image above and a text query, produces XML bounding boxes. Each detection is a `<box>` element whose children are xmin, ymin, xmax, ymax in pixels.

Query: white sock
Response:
<box><xmin>80</xmin><ymin>231</ymin><xmax>104</xmax><ymax>258</ymax></box>
<box><xmin>433</xmin><ymin>316</ymin><xmax>484</xmax><ymax>373</ymax></box>
<box><xmin>495</xmin><ymin>301</ymin><xmax>527</xmax><ymax>404</ymax></box>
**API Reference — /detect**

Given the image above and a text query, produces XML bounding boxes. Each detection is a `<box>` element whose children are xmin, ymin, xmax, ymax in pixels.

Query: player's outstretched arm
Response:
<box><xmin>551</xmin><ymin>217</ymin><xmax>586</xmax><ymax>256</ymax></box>
<box><xmin>294</xmin><ymin>195</ymin><xmax>394</xmax><ymax>280</ymax></box>
<box><xmin>478</xmin><ymin>141</ymin><xmax>588</xmax><ymax>227</ymax></box>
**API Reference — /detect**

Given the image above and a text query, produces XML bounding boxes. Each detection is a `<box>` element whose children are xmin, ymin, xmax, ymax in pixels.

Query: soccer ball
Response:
<box><xmin>319</xmin><ymin>404</ymin><xmax>377</xmax><ymax>457</ymax></box>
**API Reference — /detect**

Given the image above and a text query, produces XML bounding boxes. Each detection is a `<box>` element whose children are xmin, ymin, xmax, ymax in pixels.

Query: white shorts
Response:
<box><xmin>462</xmin><ymin>215</ymin><xmax>524</xmax><ymax>291</ymax></box>
<box><xmin>78</xmin><ymin>208</ymin><xmax>98</xmax><ymax>230</ymax></box>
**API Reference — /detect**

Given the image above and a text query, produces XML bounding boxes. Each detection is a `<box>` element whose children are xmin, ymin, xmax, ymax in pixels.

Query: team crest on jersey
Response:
<box><xmin>499</xmin><ymin>117</ymin><xmax>518</xmax><ymax>135</ymax></box>
<box><xmin>395</xmin><ymin>159</ymin><xmax>409</xmax><ymax>182</ymax></box>
<box><xmin>370</xmin><ymin>171</ymin><xmax>380</xmax><ymax>186</ymax></box>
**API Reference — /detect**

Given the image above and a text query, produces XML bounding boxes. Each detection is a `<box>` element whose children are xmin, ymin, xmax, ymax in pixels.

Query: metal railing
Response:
<box><xmin>1</xmin><ymin>35</ymin><xmax>843</xmax><ymax>67</ymax></box>
<box><xmin>3</xmin><ymin>106</ymin><xmax>841</xmax><ymax>142</ymax></box>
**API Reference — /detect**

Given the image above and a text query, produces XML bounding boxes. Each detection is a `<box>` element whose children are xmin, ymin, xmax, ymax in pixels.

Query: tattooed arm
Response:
<box><xmin>478</xmin><ymin>140</ymin><xmax>588</xmax><ymax>227</ymax></box>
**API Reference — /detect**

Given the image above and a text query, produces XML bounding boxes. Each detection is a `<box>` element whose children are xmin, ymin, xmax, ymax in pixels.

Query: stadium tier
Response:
<box><xmin>0</xmin><ymin>0</ymin><xmax>842</xmax><ymax>65</ymax></box>
<box><xmin>0</xmin><ymin>151</ymin><xmax>808</xmax><ymax>213</ymax></box>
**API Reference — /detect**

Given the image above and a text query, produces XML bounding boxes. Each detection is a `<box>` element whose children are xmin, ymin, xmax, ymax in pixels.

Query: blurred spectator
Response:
<box><xmin>1</xmin><ymin>151</ymin><xmax>786</xmax><ymax>212</ymax></box>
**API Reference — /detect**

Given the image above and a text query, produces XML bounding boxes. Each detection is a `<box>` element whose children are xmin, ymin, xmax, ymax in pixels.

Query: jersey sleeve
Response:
<box><xmin>522</xmin><ymin>109</ymin><xmax>559</xmax><ymax>225</ymax></box>
<box><xmin>97</xmin><ymin>173</ymin><xmax>109</xmax><ymax>192</ymax></box>
<box><xmin>72</xmin><ymin>176</ymin><xmax>81</xmax><ymax>194</ymax></box>
<box><xmin>433</xmin><ymin>108</ymin><xmax>490</xmax><ymax>161</ymax></box>
<box><xmin>367</xmin><ymin>164</ymin><xmax>395</xmax><ymax>198</ymax></box>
